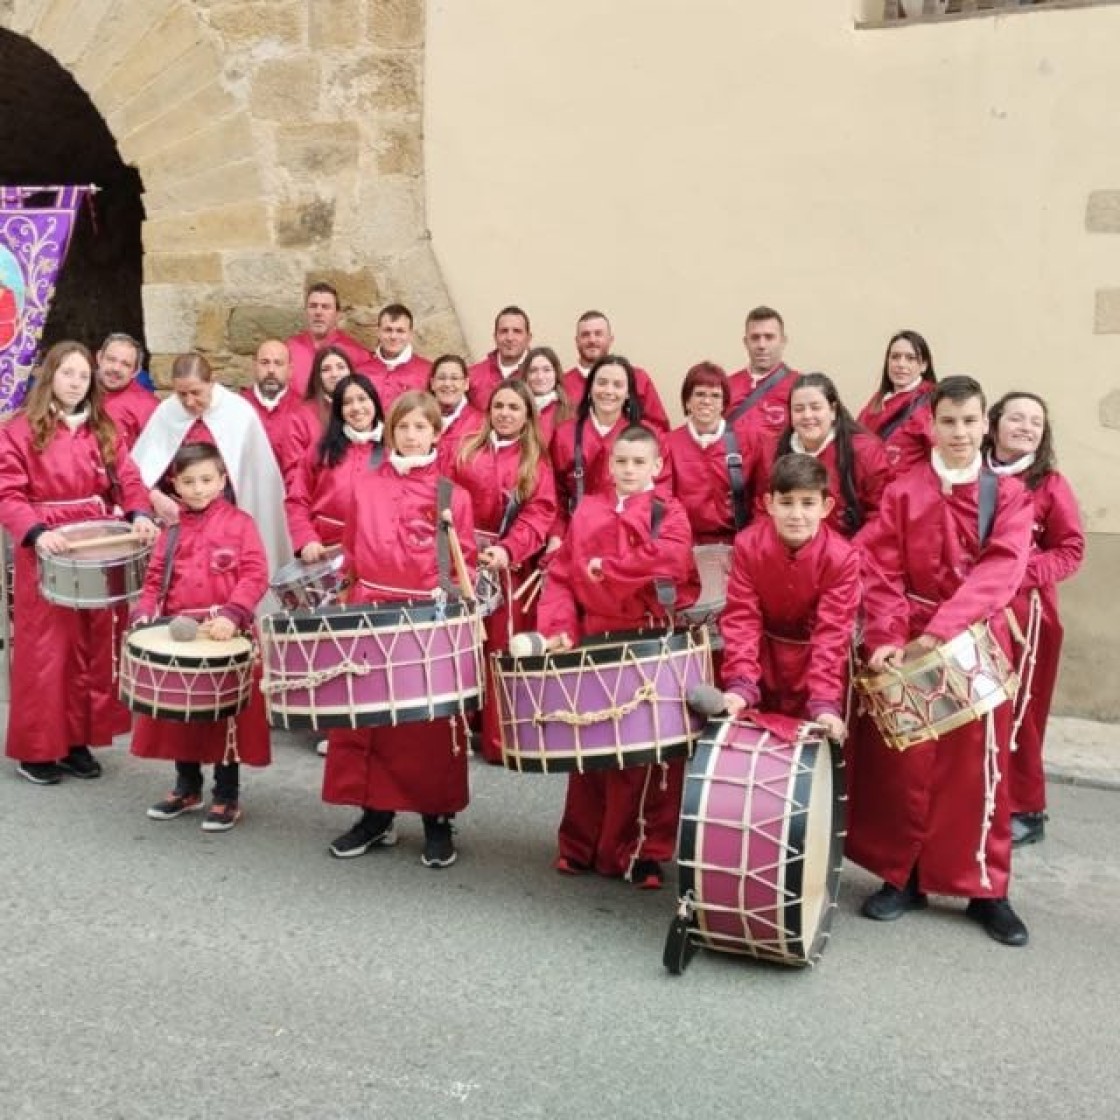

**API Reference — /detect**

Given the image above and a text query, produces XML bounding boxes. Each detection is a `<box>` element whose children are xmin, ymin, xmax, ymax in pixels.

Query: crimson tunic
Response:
<box><xmin>857</xmin><ymin>384</ymin><xmax>935</xmax><ymax>479</ymax></box>
<box><xmin>285</xmin><ymin>438</ymin><xmax>383</xmax><ymax>554</ymax></box>
<box><xmin>848</xmin><ymin>464</ymin><xmax>1033</xmax><ymax>899</ymax></box>
<box><xmin>562</xmin><ymin>364</ymin><xmax>670</xmax><ymax>434</ymax></box>
<box><xmin>323</xmin><ymin>460</ymin><xmax>478</xmax><ymax>815</ymax></box>
<box><xmin>356</xmin><ymin>352</ymin><xmax>433</xmax><ymax>412</ymax></box>
<box><xmin>0</xmin><ymin>416</ymin><xmax>151</xmax><ymax>762</ymax></box>
<box><xmin>242</xmin><ymin>387</ymin><xmax>319</xmax><ymax>489</ymax></box>
<box><xmin>102</xmin><ymin>381</ymin><xmax>158</xmax><ymax>450</ymax></box>
<box><xmin>435</xmin><ymin>403</ymin><xmax>485</xmax><ymax>473</ymax></box>
<box><xmin>1006</xmin><ymin>471</ymin><xmax>1084</xmax><ymax>813</ymax></box>
<box><xmin>719</xmin><ymin>519</ymin><xmax>860</xmax><ymax>721</ymax></box>
<box><xmin>285</xmin><ymin>330</ymin><xmax>370</xmax><ymax>398</ymax></box>
<box><xmin>130</xmin><ymin>499</ymin><xmax>271</xmax><ymax>767</ymax></box>
<box><xmin>537</xmin><ymin>491</ymin><xmax>700</xmax><ymax>876</ymax></box>
<box><xmin>447</xmin><ymin>440</ymin><xmax>558</xmax><ymax>762</ymax></box>
<box><xmin>467</xmin><ymin>351</ymin><xmax>524</xmax><ymax>411</ymax></box>
<box><xmin>727</xmin><ymin>364</ymin><xmax>798</xmax><ymax>439</ymax></box>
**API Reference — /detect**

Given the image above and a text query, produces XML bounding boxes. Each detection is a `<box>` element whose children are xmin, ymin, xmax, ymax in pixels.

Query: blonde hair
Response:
<box><xmin>387</xmin><ymin>390</ymin><xmax>443</xmax><ymax>451</ymax></box>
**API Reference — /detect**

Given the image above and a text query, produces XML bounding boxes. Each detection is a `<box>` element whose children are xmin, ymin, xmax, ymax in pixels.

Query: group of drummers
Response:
<box><xmin>0</xmin><ymin>291</ymin><xmax>1084</xmax><ymax>958</ymax></box>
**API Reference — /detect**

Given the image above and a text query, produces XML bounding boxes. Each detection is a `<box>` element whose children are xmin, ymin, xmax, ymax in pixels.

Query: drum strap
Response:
<box><xmin>368</xmin><ymin>444</ymin><xmax>385</xmax><ymax>468</ymax></box>
<box><xmin>876</xmin><ymin>393</ymin><xmax>927</xmax><ymax>441</ymax></box>
<box><xmin>435</xmin><ymin>476</ymin><xmax>455</xmax><ymax>596</ymax></box>
<box><xmin>497</xmin><ymin>491</ymin><xmax>522</xmax><ymax>538</ymax></box>
<box><xmin>159</xmin><ymin>523</ymin><xmax>181</xmax><ymax>612</ymax></box>
<box><xmin>727</xmin><ymin>367</ymin><xmax>787</xmax><ymax>425</ymax></box>
<box><xmin>720</xmin><ymin>427</ymin><xmax>749</xmax><ymax>531</ymax></box>
<box><xmin>571</xmin><ymin>418</ymin><xmax>587</xmax><ymax>514</ymax></box>
<box><xmin>650</xmin><ymin>498</ymin><xmax>677</xmax><ymax>611</ymax></box>
<box><xmin>977</xmin><ymin>467</ymin><xmax>998</xmax><ymax>549</ymax></box>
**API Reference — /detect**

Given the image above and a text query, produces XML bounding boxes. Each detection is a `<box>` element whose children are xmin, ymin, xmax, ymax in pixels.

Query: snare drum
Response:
<box><xmin>665</xmin><ymin>714</ymin><xmax>844</xmax><ymax>972</ymax></box>
<box><xmin>120</xmin><ymin>621</ymin><xmax>254</xmax><ymax>721</ymax></box>
<box><xmin>270</xmin><ymin>552</ymin><xmax>346</xmax><ymax>611</ymax></box>
<box><xmin>854</xmin><ymin>621</ymin><xmax>1018</xmax><ymax>751</ymax></box>
<box><xmin>260</xmin><ymin>599</ymin><xmax>484</xmax><ymax>729</ymax></box>
<box><xmin>473</xmin><ymin>531</ymin><xmax>504</xmax><ymax>618</ymax></box>
<box><xmin>493</xmin><ymin>627</ymin><xmax>712</xmax><ymax>773</ymax></box>
<box><xmin>37</xmin><ymin>519</ymin><xmax>151</xmax><ymax>609</ymax></box>
<box><xmin>679</xmin><ymin>544</ymin><xmax>732</xmax><ymax>648</ymax></box>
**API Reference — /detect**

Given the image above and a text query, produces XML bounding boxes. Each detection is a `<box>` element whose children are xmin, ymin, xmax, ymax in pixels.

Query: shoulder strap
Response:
<box><xmin>977</xmin><ymin>467</ymin><xmax>998</xmax><ymax>549</ymax></box>
<box><xmin>368</xmin><ymin>443</ymin><xmax>385</xmax><ymax>468</ymax></box>
<box><xmin>877</xmin><ymin>393</ymin><xmax>927</xmax><ymax>441</ymax></box>
<box><xmin>435</xmin><ymin>476</ymin><xmax>455</xmax><ymax>595</ymax></box>
<box><xmin>497</xmin><ymin>490</ymin><xmax>522</xmax><ymax>538</ymax></box>
<box><xmin>727</xmin><ymin>367</ymin><xmax>786</xmax><ymax>425</ymax></box>
<box><xmin>649</xmin><ymin>498</ymin><xmax>677</xmax><ymax>611</ymax></box>
<box><xmin>158</xmin><ymin>523</ymin><xmax>181</xmax><ymax>613</ymax></box>
<box><xmin>570</xmin><ymin>418</ymin><xmax>586</xmax><ymax>514</ymax></box>
<box><xmin>720</xmin><ymin>427</ymin><xmax>749</xmax><ymax>531</ymax></box>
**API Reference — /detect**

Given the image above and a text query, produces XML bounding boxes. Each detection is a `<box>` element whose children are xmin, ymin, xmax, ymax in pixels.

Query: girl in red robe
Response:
<box><xmin>131</xmin><ymin>443</ymin><xmax>271</xmax><ymax>831</ymax></box>
<box><xmin>985</xmin><ymin>391</ymin><xmax>1084</xmax><ymax>847</ymax></box>
<box><xmin>519</xmin><ymin>345</ymin><xmax>574</xmax><ymax>448</ymax></box>
<box><xmin>324</xmin><ymin>390</ymin><xmax>478</xmax><ymax>869</ymax></box>
<box><xmin>857</xmin><ymin>330</ymin><xmax>937</xmax><ymax>478</ymax></box>
<box><xmin>287</xmin><ymin>344</ymin><xmax>360</xmax><ymax>475</ymax></box>
<box><xmin>429</xmin><ymin>354</ymin><xmax>485</xmax><ymax>469</ymax></box>
<box><xmin>446</xmin><ymin>379</ymin><xmax>557</xmax><ymax>763</ymax></box>
<box><xmin>0</xmin><ymin>341</ymin><xmax>158</xmax><ymax>784</ymax></box>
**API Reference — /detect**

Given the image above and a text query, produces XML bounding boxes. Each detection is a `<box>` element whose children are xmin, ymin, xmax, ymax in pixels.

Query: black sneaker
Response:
<box><xmin>329</xmin><ymin>810</ymin><xmax>398</xmax><ymax>859</ymax></box>
<box><xmin>147</xmin><ymin>789</ymin><xmax>205</xmax><ymax>820</ymax></box>
<box><xmin>17</xmin><ymin>760</ymin><xmax>63</xmax><ymax>785</ymax></box>
<box><xmin>201</xmin><ymin>802</ymin><xmax>242</xmax><ymax>833</ymax></box>
<box><xmin>630</xmin><ymin>859</ymin><xmax>664</xmax><ymax>890</ymax></box>
<box><xmin>58</xmin><ymin>745</ymin><xmax>102</xmax><ymax>779</ymax></box>
<box><xmin>421</xmin><ymin>814</ymin><xmax>457</xmax><ymax>868</ymax></box>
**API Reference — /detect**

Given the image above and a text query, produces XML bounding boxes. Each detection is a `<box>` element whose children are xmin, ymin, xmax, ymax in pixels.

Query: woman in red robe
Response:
<box><xmin>519</xmin><ymin>346</ymin><xmax>574</xmax><ymax>448</ymax></box>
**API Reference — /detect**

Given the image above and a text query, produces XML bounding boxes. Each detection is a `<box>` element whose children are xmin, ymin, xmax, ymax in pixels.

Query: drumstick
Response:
<box><xmin>60</xmin><ymin>529</ymin><xmax>145</xmax><ymax>552</ymax></box>
<box><xmin>511</xmin><ymin>567</ymin><xmax>543</xmax><ymax>603</ymax></box>
<box><xmin>440</xmin><ymin>511</ymin><xmax>475</xmax><ymax>602</ymax></box>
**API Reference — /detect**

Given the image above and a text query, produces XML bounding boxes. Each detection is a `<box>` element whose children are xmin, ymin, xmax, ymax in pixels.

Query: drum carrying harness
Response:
<box><xmin>719</xmin><ymin>428</ymin><xmax>750</xmax><ymax>532</ymax></box>
<box><xmin>650</xmin><ymin>498</ymin><xmax>677</xmax><ymax>613</ymax></box>
<box><xmin>726</xmin><ymin>366</ymin><xmax>788</xmax><ymax>426</ymax></box>
<box><xmin>435</xmin><ymin>476</ymin><xmax>456</xmax><ymax>597</ymax></box>
<box><xmin>875</xmin><ymin>391</ymin><xmax>928</xmax><ymax>442</ymax></box>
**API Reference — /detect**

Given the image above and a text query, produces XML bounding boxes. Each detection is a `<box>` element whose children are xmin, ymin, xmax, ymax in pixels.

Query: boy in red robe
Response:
<box><xmin>537</xmin><ymin>425</ymin><xmax>700</xmax><ymax>888</ymax></box>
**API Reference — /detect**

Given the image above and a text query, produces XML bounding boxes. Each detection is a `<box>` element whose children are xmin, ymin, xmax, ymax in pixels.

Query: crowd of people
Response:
<box><xmin>0</xmin><ymin>287</ymin><xmax>1085</xmax><ymax>950</ymax></box>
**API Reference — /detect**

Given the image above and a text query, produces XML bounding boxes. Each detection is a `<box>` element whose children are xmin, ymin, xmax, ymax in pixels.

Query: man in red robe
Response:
<box><xmin>357</xmin><ymin>303</ymin><xmax>432</xmax><ymax>410</ymax></box>
<box><xmin>727</xmin><ymin>306</ymin><xmax>799</xmax><ymax>439</ymax></box>
<box><xmin>241</xmin><ymin>339</ymin><xmax>312</xmax><ymax>488</ymax></box>
<box><xmin>467</xmin><ymin>305</ymin><xmax>532</xmax><ymax>410</ymax></box>
<box><xmin>285</xmin><ymin>282</ymin><xmax>370</xmax><ymax>397</ymax></box>
<box><xmin>95</xmin><ymin>332</ymin><xmax>157</xmax><ymax>450</ymax></box>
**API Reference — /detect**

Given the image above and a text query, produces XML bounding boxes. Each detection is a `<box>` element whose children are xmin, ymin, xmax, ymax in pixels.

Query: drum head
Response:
<box><xmin>40</xmin><ymin>519</ymin><xmax>148</xmax><ymax>563</ymax></box>
<box><xmin>127</xmin><ymin>622</ymin><xmax>252</xmax><ymax>662</ymax></box>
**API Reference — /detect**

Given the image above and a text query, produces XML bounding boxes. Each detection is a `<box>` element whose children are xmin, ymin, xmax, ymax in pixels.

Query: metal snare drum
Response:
<box><xmin>37</xmin><ymin>519</ymin><xmax>152</xmax><ymax>609</ymax></box>
<box><xmin>270</xmin><ymin>552</ymin><xmax>347</xmax><ymax>611</ymax></box>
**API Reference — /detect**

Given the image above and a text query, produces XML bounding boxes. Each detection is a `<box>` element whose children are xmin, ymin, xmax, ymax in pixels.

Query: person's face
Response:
<box><xmin>173</xmin><ymin>459</ymin><xmax>227</xmax><ymax>511</ymax></box>
<box><xmin>429</xmin><ymin>361</ymin><xmax>467</xmax><ymax>411</ymax></box>
<box><xmin>95</xmin><ymin>341</ymin><xmax>139</xmax><ymax>393</ymax></box>
<box><xmin>494</xmin><ymin>314</ymin><xmax>530</xmax><ymax>363</ymax></box>
<box><xmin>685</xmin><ymin>383</ymin><xmax>725</xmax><ymax>431</ymax></box>
<box><xmin>934</xmin><ymin>395</ymin><xmax>986</xmax><ymax>468</ymax></box>
<box><xmin>886</xmin><ymin>338</ymin><xmax>927</xmax><ymax>390</ymax></box>
<box><xmin>340</xmin><ymin>383</ymin><xmax>377</xmax><ymax>432</ymax></box>
<box><xmin>378</xmin><ymin>314</ymin><xmax>412</xmax><ymax>358</ymax></box>
<box><xmin>610</xmin><ymin>438</ymin><xmax>662</xmax><ymax>496</ymax></box>
<box><xmin>995</xmin><ymin>397</ymin><xmax>1046</xmax><ymax>461</ymax></box>
<box><xmin>744</xmin><ymin>317</ymin><xmax>786</xmax><ymax>374</ymax></box>
<box><xmin>575</xmin><ymin>316</ymin><xmax>613</xmax><ymax>365</ymax></box>
<box><xmin>589</xmin><ymin>363</ymin><xmax>628</xmax><ymax>420</ymax></box>
<box><xmin>490</xmin><ymin>388</ymin><xmax>529</xmax><ymax>439</ymax></box>
<box><xmin>306</xmin><ymin>292</ymin><xmax>340</xmax><ymax>340</ymax></box>
<box><xmin>254</xmin><ymin>341</ymin><xmax>290</xmax><ymax>398</ymax></box>
<box><xmin>765</xmin><ymin>489</ymin><xmax>834</xmax><ymax>550</ymax></box>
<box><xmin>173</xmin><ymin>374</ymin><xmax>213</xmax><ymax>417</ymax></box>
<box><xmin>319</xmin><ymin>354</ymin><xmax>351</xmax><ymax>397</ymax></box>
<box><xmin>525</xmin><ymin>355</ymin><xmax>558</xmax><ymax>396</ymax></box>
<box><xmin>790</xmin><ymin>386</ymin><xmax>836</xmax><ymax>450</ymax></box>
<box><xmin>392</xmin><ymin>407</ymin><xmax>437</xmax><ymax>456</ymax></box>
<box><xmin>51</xmin><ymin>352</ymin><xmax>92</xmax><ymax>412</ymax></box>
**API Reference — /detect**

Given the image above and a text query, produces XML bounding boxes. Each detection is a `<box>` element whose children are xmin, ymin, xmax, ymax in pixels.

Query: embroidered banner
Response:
<box><xmin>0</xmin><ymin>184</ymin><xmax>95</xmax><ymax>417</ymax></box>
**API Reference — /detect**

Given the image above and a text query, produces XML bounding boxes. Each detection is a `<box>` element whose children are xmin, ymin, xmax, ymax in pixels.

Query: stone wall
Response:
<box><xmin>0</xmin><ymin>0</ymin><xmax>464</xmax><ymax>385</ymax></box>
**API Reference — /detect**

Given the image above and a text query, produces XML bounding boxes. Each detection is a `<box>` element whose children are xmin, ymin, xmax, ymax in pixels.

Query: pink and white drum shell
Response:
<box><xmin>37</xmin><ymin>519</ymin><xmax>152</xmax><ymax>609</ymax></box>
<box><xmin>679</xmin><ymin>544</ymin><xmax>732</xmax><ymax>650</ymax></box>
<box><xmin>269</xmin><ymin>551</ymin><xmax>347</xmax><ymax>612</ymax></box>
<box><xmin>260</xmin><ymin>599</ymin><xmax>484</xmax><ymax>730</ymax></box>
<box><xmin>675</xmin><ymin>717</ymin><xmax>844</xmax><ymax>967</ymax></box>
<box><xmin>119</xmin><ymin>621</ymin><xmax>254</xmax><ymax>722</ymax></box>
<box><xmin>493</xmin><ymin>627</ymin><xmax>713</xmax><ymax>774</ymax></box>
<box><xmin>854</xmin><ymin>620</ymin><xmax>1018</xmax><ymax>752</ymax></box>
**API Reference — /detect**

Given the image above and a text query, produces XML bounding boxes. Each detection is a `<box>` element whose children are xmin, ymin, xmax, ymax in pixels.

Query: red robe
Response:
<box><xmin>719</xmin><ymin>519</ymin><xmax>860</xmax><ymax>721</ymax></box>
<box><xmin>447</xmin><ymin>440</ymin><xmax>558</xmax><ymax>762</ymax></box>
<box><xmin>533</xmin><ymin>400</ymin><xmax>568</xmax><ymax>448</ymax></box>
<box><xmin>102</xmin><ymin>381</ymin><xmax>158</xmax><ymax>450</ymax></box>
<box><xmin>242</xmin><ymin>387</ymin><xmax>318</xmax><ymax>488</ymax></box>
<box><xmin>0</xmin><ymin>416</ymin><xmax>150</xmax><ymax>762</ymax></box>
<box><xmin>435</xmin><ymin>402</ymin><xmax>485</xmax><ymax>472</ymax></box>
<box><xmin>356</xmin><ymin>351</ymin><xmax>433</xmax><ymax>412</ymax></box>
<box><xmin>323</xmin><ymin>460</ymin><xmax>478</xmax><ymax>815</ymax></box>
<box><xmin>562</xmin><ymin>364</ymin><xmax>670</xmax><ymax>434</ymax></box>
<box><xmin>727</xmin><ymin>364</ymin><xmax>798</xmax><ymax>439</ymax></box>
<box><xmin>285</xmin><ymin>330</ymin><xmax>370</xmax><ymax>398</ymax></box>
<box><xmin>467</xmin><ymin>351</ymin><xmax>525</xmax><ymax>411</ymax></box>
<box><xmin>1006</xmin><ymin>471</ymin><xmax>1084</xmax><ymax>813</ymax></box>
<box><xmin>285</xmin><ymin>438</ymin><xmax>383</xmax><ymax>554</ymax></box>
<box><xmin>130</xmin><ymin>499</ymin><xmax>271</xmax><ymax>766</ymax></box>
<box><xmin>857</xmin><ymin>384</ymin><xmax>935</xmax><ymax>479</ymax></box>
<box><xmin>537</xmin><ymin>490</ymin><xmax>700</xmax><ymax>877</ymax></box>
<box><xmin>848</xmin><ymin>463</ymin><xmax>1033</xmax><ymax>899</ymax></box>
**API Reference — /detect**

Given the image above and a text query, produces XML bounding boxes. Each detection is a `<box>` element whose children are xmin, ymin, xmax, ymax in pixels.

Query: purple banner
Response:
<box><xmin>0</xmin><ymin>185</ymin><xmax>93</xmax><ymax>417</ymax></box>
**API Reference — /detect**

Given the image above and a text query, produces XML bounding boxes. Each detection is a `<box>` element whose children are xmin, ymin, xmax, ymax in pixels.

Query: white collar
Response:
<box><xmin>687</xmin><ymin>417</ymin><xmax>725</xmax><ymax>448</ymax></box>
<box><xmin>750</xmin><ymin>363</ymin><xmax>782</xmax><ymax>385</ymax></box>
<box><xmin>377</xmin><ymin>344</ymin><xmax>413</xmax><ymax>370</ymax></box>
<box><xmin>791</xmin><ymin>429</ymin><xmax>835</xmax><ymax>458</ymax></box>
<box><xmin>882</xmin><ymin>376</ymin><xmax>924</xmax><ymax>403</ymax></box>
<box><xmin>614</xmin><ymin>483</ymin><xmax>654</xmax><ymax>512</ymax></box>
<box><xmin>489</xmin><ymin>431</ymin><xmax>518</xmax><ymax>450</ymax></box>
<box><xmin>345</xmin><ymin>421</ymin><xmax>384</xmax><ymax>445</ymax></box>
<box><xmin>931</xmin><ymin>449</ymin><xmax>982</xmax><ymax>492</ymax></box>
<box><xmin>498</xmin><ymin>356</ymin><xmax>524</xmax><ymax>377</ymax></box>
<box><xmin>590</xmin><ymin>412</ymin><xmax>620</xmax><ymax>438</ymax></box>
<box><xmin>389</xmin><ymin>448</ymin><xmax>437</xmax><ymax>474</ymax></box>
<box><xmin>577</xmin><ymin>364</ymin><xmax>592</xmax><ymax>379</ymax></box>
<box><xmin>534</xmin><ymin>390</ymin><xmax>558</xmax><ymax>410</ymax></box>
<box><xmin>252</xmin><ymin>384</ymin><xmax>288</xmax><ymax>412</ymax></box>
<box><xmin>58</xmin><ymin>406</ymin><xmax>90</xmax><ymax>431</ymax></box>
<box><xmin>986</xmin><ymin>450</ymin><xmax>1035</xmax><ymax>477</ymax></box>
<box><xmin>441</xmin><ymin>397</ymin><xmax>468</xmax><ymax>427</ymax></box>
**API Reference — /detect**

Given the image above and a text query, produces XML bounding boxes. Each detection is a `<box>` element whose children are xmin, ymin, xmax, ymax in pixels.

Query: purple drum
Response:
<box><xmin>260</xmin><ymin>600</ymin><xmax>484</xmax><ymax>729</ymax></box>
<box><xmin>493</xmin><ymin>627</ymin><xmax>712</xmax><ymax>773</ymax></box>
<box><xmin>665</xmin><ymin>714</ymin><xmax>844</xmax><ymax>973</ymax></box>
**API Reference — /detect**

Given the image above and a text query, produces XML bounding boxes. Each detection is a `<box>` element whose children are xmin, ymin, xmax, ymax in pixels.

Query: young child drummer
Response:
<box><xmin>536</xmin><ymin>424</ymin><xmax>700</xmax><ymax>888</ymax></box>
<box><xmin>131</xmin><ymin>443</ymin><xmax>271</xmax><ymax>832</ymax></box>
<box><xmin>719</xmin><ymin>453</ymin><xmax>860</xmax><ymax>743</ymax></box>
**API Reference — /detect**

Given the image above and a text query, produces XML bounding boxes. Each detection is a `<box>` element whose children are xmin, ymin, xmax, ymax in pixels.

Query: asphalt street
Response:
<box><xmin>1</xmin><ymin>732</ymin><xmax>1117</xmax><ymax>1120</ymax></box>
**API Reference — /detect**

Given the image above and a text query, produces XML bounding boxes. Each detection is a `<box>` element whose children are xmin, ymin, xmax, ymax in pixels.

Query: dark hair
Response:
<box><xmin>519</xmin><ymin>345</ymin><xmax>574</xmax><ymax>422</ymax></box>
<box><xmin>575</xmin><ymin>354</ymin><xmax>642</xmax><ymax>425</ymax></box>
<box><xmin>306</xmin><ymin>282</ymin><xmax>340</xmax><ymax>309</ymax></box>
<box><xmin>770</xmin><ymin>452</ymin><xmax>830</xmax><ymax>497</ymax></box>
<box><xmin>171</xmin><ymin>441</ymin><xmax>226</xmax><ymax>475</ymax></box>
<box><xmin>429</xmin><ymin>353</ymin><xmax>470</xmax><ymax>386</ymax></box>
<box><xmin>494</xmin><ymin>305</ymin><xmax>531</xmax><ymax>333</ymax></box>
<box><xmin>875</xmin><ymin>329</ymin><xmax>937</xmax><ymax>398</ymax></box>
<box><xmin>98</xmin><ymin>332</ymin><xmax>144</xmax><ymax>369</ymax></box>
<box><xmin>304</xmin><ymin>345</ymin><xmax>356</xmax><ymax>403</ymax></box>
<box><xmin>614</xmin><ymin>424</ymin><xmax>660</xmax><ymax>451</ymax></box>
<box><xmin>931</xmin><ymin>374</ymin><xmax>986</xmax><ymax>415</ymax></box>
<box><xmin>576</xmin><ymin>309</ymin><xmax>610</xmax><ymax>329</ymax></box>
<box><xmin>316</xmin><ymin>374</ymin><xmax>385</xmax><ymax>468</ymax></box>
<box><xmin>680</xmin><ymin>361</ymin><xmax>730</xmax><ymax>412</ymax></box>
<box><xmin>745</xmin><ymin>305</ymin><xmax>785</xmax><ymax>332</ymax></box>
<box><xmin>378</xmin><ymin>302</ymin><xmax>414</xmax><ymax>327</ymax></box>
<box><xmin>985</xmin><ymin>391</ymin><xmax>1056</xmax><ymax>490</ymax></box>
<box><xmin>777</xmin><ymin>372</ymin><xmax>866</xmax><ymax>534</ymax></box>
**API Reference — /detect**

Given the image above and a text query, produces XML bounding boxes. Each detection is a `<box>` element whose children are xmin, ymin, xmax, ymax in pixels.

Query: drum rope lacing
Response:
<box><xmin>1005</xmin><ymin>591</ymin><xmax>1042</xmax><ymax>754</ymax></box>
<box><xmin>531</xmin><ymin>680</ymin><xmax>657</xmax><ymax>727</ymax></box>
